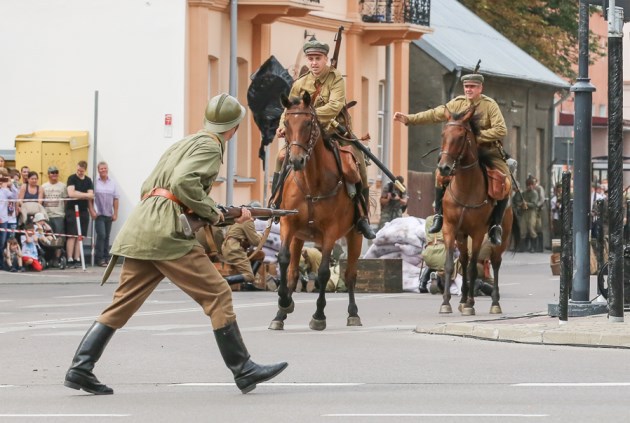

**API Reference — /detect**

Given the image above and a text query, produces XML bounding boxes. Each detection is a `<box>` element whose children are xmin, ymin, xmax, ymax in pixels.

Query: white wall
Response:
<box><xmin>0</xmin><ymin>0</ymin><xmax>187</xmax><ymax>239</ymax></box>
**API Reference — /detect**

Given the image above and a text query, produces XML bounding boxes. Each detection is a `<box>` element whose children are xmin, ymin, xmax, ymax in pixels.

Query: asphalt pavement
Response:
<box><xmin>1</xmin><ymin>251</ymin><xmax>628</xmax><ymax>349</ymax></box>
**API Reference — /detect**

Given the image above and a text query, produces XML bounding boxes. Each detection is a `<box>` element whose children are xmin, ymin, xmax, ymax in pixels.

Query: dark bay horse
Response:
<box><xmin>437</xmin><ymin>107</ymin><xmax>515</xmax><ymax>316</ymax></box>
<box><xmin>269</xmin><ymin>91</ymin><xmax>363</xmax><ymax>331</ymax></box>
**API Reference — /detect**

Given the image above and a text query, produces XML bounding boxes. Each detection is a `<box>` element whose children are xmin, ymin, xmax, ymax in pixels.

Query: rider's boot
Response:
<box><xmin>488</xmin><ymin>198</ymin><xmax>509</xmax><ymax>246</ymax></box>
<box><xmin>428</xmin><ymin>186</ymin><xmax>445</xmax><ymax>234</ymax></box>
<box><xmin>64</xmin><ymin>321</ymin><xmax>116</xmax><ymax>395</ymax></box>
<box><xmin>356</xmin><ymin>187</ymin><xmax>376</xmax><ymax>240</ymax></box>
<box><xmin>269</xmin><ymin>172</ymin><xmax>281</xmax><ymax>208</ymax></box>
<box><xmin>214</xmin><ymin>321</ymin><xmax>288</xmax><ymax>394</ymax></box>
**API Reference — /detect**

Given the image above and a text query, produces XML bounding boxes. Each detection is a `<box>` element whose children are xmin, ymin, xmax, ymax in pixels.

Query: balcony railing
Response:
<box><xmin>359</xmin><ymin>0</ymin><xmax>430</xmax><ymax>27</ymax></box>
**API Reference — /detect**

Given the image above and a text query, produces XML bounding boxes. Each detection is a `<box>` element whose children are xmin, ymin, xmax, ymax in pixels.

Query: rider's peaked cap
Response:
<box><xmin>461</xmin><ymin>73</ymin><xmax>484</xmax><ymax>84</ymax></box>
<box><xmin>204</xmin><ymin>93</ymin><xmax>246</xmax><ymax>133</ymax></box>
<box><xmin>303</xmin><ymin>38</ymin><xmax>329</xmax><ymax>56</ymax></box>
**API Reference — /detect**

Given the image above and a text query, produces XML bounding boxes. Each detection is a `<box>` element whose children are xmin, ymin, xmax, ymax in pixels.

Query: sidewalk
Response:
<box><xmin>414</xmin><ymin>251</ymin><xmax>630</xmax><ymax>349</ymax></box>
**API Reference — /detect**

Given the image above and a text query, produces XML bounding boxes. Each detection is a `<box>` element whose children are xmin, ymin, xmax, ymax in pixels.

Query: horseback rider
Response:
<box><xmin>273</xmin><ymin>37</ymin><xmax>376</xmax><ymax>240</ymax></box>
<box><xmin>393</xmin><ymin>72</ymin><xmax>510</xmax><ymax>246</ymax></box>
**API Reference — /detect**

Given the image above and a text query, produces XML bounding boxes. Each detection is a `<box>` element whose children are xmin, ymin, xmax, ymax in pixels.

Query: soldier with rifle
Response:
<box><xmin>64</xmin><ymin>93</ymin><xmax>287</xmax><ymax>396</ymax></box>
<box><xmin>273</xmin><ymin>27</ymin><xmax>376</xmax><ymax>240</ymax></box>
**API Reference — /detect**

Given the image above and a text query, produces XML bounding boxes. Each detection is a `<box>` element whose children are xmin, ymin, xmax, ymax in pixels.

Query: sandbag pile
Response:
<box><xmin>254</xmin><ymin>219</ymin><xmax>281</xmax><ymax>263</ymax></box>
<box><xmin>363</xmin><ymin>216</ymin><xmax>426</xmax><ymax>292</ymax></box>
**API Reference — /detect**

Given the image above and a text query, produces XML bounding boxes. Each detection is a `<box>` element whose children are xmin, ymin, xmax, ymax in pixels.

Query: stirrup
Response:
<box><xmin>488</xmin><ymin>225</ymin><xmax>503</xmax><ymax>246</ymax></box>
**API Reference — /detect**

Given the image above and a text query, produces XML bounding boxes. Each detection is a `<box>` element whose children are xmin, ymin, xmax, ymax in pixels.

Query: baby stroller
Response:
<box><xmin>30</xmin><ymin>212</ymin><xmax>67</xmax><ymax>270</ymax></box>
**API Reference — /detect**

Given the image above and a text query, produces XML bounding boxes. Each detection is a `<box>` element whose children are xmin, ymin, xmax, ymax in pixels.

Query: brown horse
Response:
<box><xmin>437</xmin><ymin>107</ymin><xmax>515</xmax><ymax>316</ymax></box>
<box><xmin>268</xmin><ymin>91</ymin><xmax>363</xmax><ymax>331</ymax></box>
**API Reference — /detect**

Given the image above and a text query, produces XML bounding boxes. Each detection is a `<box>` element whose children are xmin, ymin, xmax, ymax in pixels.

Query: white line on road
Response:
<box><xmin>171</xmin><ymin>382</ymin><xmax>364</xmax><ymax>387</ymax></box>
<box><xmin>514</xmin><ymin>382</ymin><xmax>630</xmax><ymax>387</ymax></box>
<box><xmin>54</xmin><ymin>295</ymin><xmax>102</xmax><ymax>299</ymax></box>
<box><xmin>0</xmin><ymin>415</ymin><xmax>130</xmax><ymax>418</ymax></box>
<box><xmin>322</xmin><ymin>414</ymin><xmax>548</xmax><ymax>418</ymax></box>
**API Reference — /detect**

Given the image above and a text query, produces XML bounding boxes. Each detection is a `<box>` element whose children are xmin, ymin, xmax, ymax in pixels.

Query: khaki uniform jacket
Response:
<box><xmin>279</xmin><ymin>66</ymin><xmax>345</xmax><ymax>132</ymax></box>
<box><xmin>406</xmin><ymin>95</ymin><xmax>507</xmax><ymax>144</ymax></box>
<box><xmin>111</xmin><ymin>130</ymin><xmax>225</xmax><ymax>260</ymax></box>
<box><xmin>223</xmin><ymin>220</ymin><xmax>262</xmax><ymax>251</ymax></box>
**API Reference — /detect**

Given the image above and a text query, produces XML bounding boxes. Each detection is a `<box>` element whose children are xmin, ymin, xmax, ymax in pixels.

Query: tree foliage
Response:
<box><xmin>458</xmin><ymin>0</ymin><xmax>605</xmax><ymax>80</ymax></box>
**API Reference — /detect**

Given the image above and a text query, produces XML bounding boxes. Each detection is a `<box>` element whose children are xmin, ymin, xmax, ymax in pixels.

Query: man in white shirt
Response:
<box><xmin>42</xmin><ymin>166</ymin><xmax>67</xmax><ymax>266</ymax></box>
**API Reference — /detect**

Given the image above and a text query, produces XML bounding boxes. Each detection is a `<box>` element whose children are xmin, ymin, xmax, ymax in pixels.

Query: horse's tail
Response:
<box><xmin>510</xmin><ymin>207</ymin><xmax>520</xmax><ymax>255</ymax></box>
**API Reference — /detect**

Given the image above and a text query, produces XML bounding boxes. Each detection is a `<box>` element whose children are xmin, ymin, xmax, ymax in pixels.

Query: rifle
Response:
<box><xmin>330</xmin><ymin>26</ymin><xmax>344</xmax><ymax>69</ymax></box>
<box><xmin>179</xmin><ymin>205</ymin><xmax>299</xmax><ymax>237</ymax></box>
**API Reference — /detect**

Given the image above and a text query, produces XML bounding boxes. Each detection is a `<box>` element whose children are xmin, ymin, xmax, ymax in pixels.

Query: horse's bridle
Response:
<box><xmin>439</xmin><ymin>121</ymin><xmax>478</xmax><ymax>174</ymax></box>
<box><xmin>284</xmin><ymin>108</ymin><xmax>320</xmax><ymax>162</ymax></box>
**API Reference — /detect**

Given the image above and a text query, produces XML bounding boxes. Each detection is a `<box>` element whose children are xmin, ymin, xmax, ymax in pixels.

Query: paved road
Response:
<box><xmin>1</xmin><ymin>253</ymin><xmax>629</xmax><ymax>422</ymax></box>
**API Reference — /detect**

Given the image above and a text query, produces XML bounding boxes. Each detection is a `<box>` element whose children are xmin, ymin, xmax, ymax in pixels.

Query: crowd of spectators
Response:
<box><xmin>0</xmin><ymin>157</ymin><xmax>120</xmax><ymax>272</ymax></box>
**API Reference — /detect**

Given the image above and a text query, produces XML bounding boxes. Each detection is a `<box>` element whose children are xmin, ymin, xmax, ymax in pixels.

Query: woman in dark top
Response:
<box><xmin>18</xmin><ymin>171</ymin><xmax>44</xmax><ymax>225</ymax></box>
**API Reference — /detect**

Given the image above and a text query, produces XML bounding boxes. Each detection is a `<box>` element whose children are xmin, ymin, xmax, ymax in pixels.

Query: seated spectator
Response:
<box><xmin>20</xmin><ymin>224</ymin><xmax>43</xmax><ymax>272</ymax></box>
<box><xmin>4</xmin><ymin>237</ymin><xmax>24</xmax><ymax>272</ymax></box>
<box><xmin>33</xmin><ymin>212</ymin><xmax>54</xmax><ymax>246</ymax></box>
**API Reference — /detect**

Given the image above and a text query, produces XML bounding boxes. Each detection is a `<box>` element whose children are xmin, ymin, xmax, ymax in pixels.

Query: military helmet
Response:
<box><xmin>461</xmin><ymin>73</ymin><xmax>484</xmax><ymax>84</ymax></box>
<box><xmin>303</xmin><ymin>38</ymin><xmax>329</xmax><ymax>56</ymax></box>
<box><xmin>204</xmin><ymin>93</ymin><xmax>246</xmax><ymax>133</ymax></box>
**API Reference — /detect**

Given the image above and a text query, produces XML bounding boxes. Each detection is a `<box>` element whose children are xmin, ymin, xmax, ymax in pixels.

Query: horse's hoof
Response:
<box><xmin>347</xmin><ymin>316</ymin><xmax>362</xmax><ymax>327</ymax></box>
<box><xmin>309</xmin><ymin>318</ymin><xmax>326</xmax><ymax>331</ymax></box>
<box><xmin>490</xmin><ymin>305</ymin><xmax>503</xmax><ymax>314</ymax></box>
<box><xmin>268</xmin><ymin>320</ymin><xmax>284</xmax><ymax>331</ymax></box>
<box><xmin>461</xmin><ymin>306</ymin><xmax>475</xmax><ymax>316</ymax></box>
<box><xmin>457</xmin><ymin>303</ymin><xmax>464</xmax><ymax>313</ymax></box>
<box><xmin>439</xmin><ymin>304</ymin><xmax>452</xmax><ymax>314</ymax></box>
<box><xmin>279</xmin><ymin>300</ymin><xmax>295</xmax><ymax>314</ymax></box>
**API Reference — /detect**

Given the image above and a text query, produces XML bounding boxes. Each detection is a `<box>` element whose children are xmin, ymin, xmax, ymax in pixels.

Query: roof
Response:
<box><xmin>414</xmin><ymin>0</ymin><xmax>570</xmax><ymax>89</ymax></box>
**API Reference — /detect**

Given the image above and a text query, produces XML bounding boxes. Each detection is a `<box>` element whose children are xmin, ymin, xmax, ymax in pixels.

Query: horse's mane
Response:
<box><xmin>450</xmin><ymin>109</ymin><xmax>481</xmax><ymax>136</ymax></box>
<box><xmin>286</xmin><ymin>95</ymin><xmax>334</xmax><ymax>149</ymax></box>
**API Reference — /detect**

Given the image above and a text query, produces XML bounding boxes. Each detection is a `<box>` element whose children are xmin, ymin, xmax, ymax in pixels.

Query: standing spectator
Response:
<box><xmin>42</xmin><ymin>166</ymin><xmax>67</xmax><ymax>266</ymax></box>
<box><xmin>18</xmin><ymin>171</ymin><xmax>44</xmax><ymax>225</ymax></box>
<box><xmin>65</xmin><ymin>161</ymin><xmax>94</xmax><ymax>268</ymax></box>
<box><xmin>550</xmin><ymin>183</ymin><xmax>562</xmax><ymax>239</ymax></box>
<box><xmin>530</xmin><ymin>175</ymin><xmax>545</xmax><ymax>252</ymax></box>
<box><xmin>378</xmin><ymin>175</ymin><xmax>408</xmax><ymax>231</ymax></box>
<box><xmin>0</xmin><ymin>156</ymin><xmax>5</xmax><ymax>169</ymax></box>
<box><xmin>20</xmin><ymin>166</ymin><xmax>30</xmax><ymax>186</ymax></box>
<box><xmin>0</xmin><ymin>169</ymin><xmax>18</xmax><ymax>268</ymax></box>
<box><xmin>89</xmin><ymin>162</ymin><xmax>119</xmax><ymax>267</ymax></box>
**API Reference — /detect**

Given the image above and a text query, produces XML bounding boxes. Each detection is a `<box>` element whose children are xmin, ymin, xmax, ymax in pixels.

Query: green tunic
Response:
<box><xmin>111</xmin><ymin>130</ymin><xmax>225</xmax><ymax>260</ymax></box>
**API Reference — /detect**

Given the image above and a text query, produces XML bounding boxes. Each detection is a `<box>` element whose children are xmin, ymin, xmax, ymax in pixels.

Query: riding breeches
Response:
<box><xmin>98</xmin><ymin>246</ymin><xmax>236</xmax><ymax>330</ymax></box>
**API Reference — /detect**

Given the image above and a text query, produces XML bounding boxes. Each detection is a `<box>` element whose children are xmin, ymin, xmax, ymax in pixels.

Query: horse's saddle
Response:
<box><xmin>486</xmin><ymin>168</ymin><xmax>511</xmax><ymax>201</ymax></box>
<box><xmin>336</xmin><ymin>143</ymin><xmax>361</xmax><ymax>184</ymax></box>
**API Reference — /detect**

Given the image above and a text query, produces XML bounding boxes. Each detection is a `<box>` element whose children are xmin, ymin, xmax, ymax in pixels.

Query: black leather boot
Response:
<box><xmin>356</xmin><ymin>188</ymin><xmax>376</xmax><ymax>240</ymax></box>
<box><xmin>224</xmin><ymin>274</ymin><xmax>247</xmax><ymax>285</ymax></box>
<box><xmin>428</xmin><ymin>186</ymin><xmax>445</xmax><ymax>234</ymax></box>
<box><xmin>418</xmin><ymin>267</ymin><xmax>431</xmax><ymax>293</ymax></box>
<box><xmin>271</xmin><ymin>172</ymin><xmax>280</xmax><ymax>195</ymax></box>
<box><xmin>64</xmin><ymin>321</ymin><xmax>116</xmax><ymax>395</ymax></box>
<box><xmin>214</xmin><ymin>321</ymin><xmax>288</xmax><ymax>394</ymax></box>
<box><xmin>488</xmin><ymin>198</ymin><xmax>509</xmax><ymax>245</ymax></box>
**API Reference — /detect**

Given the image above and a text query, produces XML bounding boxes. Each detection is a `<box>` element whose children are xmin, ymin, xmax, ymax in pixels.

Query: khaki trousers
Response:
<box><xmin>98</xmin><ymin>246</ymin><xmax>235</xmax><ymax>330</ymax></box>
<box><xmin>222</xmin><ymin>238</ymin><xmax>255</xmax><ymax>282</ymax></box>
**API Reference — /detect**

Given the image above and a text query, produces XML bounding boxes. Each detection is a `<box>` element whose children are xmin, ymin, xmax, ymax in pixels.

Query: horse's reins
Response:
<box><xmin>441</xmin><ymin>121</ymin><xmax>489</xmax><ymax>233</ymax></box>
<box><xmin>440</xmin><ymin>122</ymin><xmax>479</xmax><ymax>174</ymax></box>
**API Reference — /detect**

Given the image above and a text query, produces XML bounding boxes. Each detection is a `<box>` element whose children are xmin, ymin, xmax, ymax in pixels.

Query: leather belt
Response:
<box><xmin>141</xmin><ymin>188</ymin><xmax>187</xmax><ymax>210</ymax></box>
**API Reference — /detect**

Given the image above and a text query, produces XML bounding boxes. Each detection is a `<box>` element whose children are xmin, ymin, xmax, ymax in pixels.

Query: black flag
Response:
<box><xmin>247</xmin><ymin>55</ymin><xmax>294</xmax><ymax>165</ymax></box>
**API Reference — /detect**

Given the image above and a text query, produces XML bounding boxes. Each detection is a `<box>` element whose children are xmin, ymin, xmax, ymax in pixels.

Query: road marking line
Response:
<box><xmin>322</xmin><ymin>414</ymin><xmax>548</xmax><ymax>418</ymax></box>
<box><xmin>514</xmin><ymin>382</ymin><xmax>630</xmax><ymax>387</ymax></box>
<box><xmin>0</xmin><ymin>415</ymin><xmax>130</xmax><ymax>418</ymax></box>
<box><xmin>171</xmin><ymin>382</ymin><xmax>364</xmax><ymax>387</ymax></box>
<box><xmin>54</xmin><ymin>295</ymin><xmax>102</xmax><ymax>299</ymax></box>
<box><xmin>0</xmin><ymin>385</ymin><xmax>15</xmax><ymax>388</ymax></box>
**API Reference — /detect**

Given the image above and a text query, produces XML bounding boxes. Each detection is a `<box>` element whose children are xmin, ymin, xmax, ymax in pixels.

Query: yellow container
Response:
<box><xmin>14</xmin><ymin>130</ymin><xmax>89</xmax><ymax>183</ymax></box>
